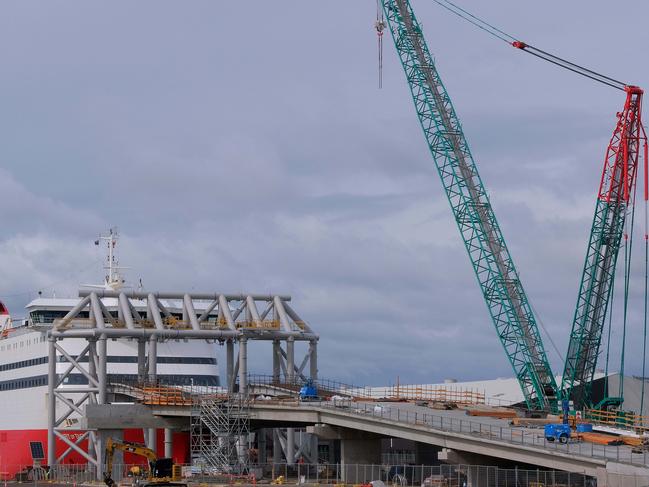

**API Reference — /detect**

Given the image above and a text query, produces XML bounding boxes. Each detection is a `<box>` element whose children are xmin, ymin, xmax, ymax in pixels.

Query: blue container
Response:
<box><xmin>576</xmin><ymin>423</ymin><xmax>593</xmax><ymax>433</ymax></box>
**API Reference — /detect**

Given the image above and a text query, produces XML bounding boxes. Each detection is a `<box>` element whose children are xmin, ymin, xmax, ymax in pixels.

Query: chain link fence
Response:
<box><xmin>21</xmin><ymin>462</ymin><xmax>595</xmax><ymax>486</ymax></box>
<box><xmin>4</xmin><ymin>462</ymin><xmax>648</xmax><ymax>487</ymax></box>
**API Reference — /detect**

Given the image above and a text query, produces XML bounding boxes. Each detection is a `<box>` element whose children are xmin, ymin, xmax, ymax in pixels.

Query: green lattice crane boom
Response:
<box><xmin>561</xmin><ymin>86</ymin><xmax>647</xmax><ymax>409</ymax></box>
<box><xmin>380</xmin><ymin>0</ymin><xmax>558</xmax><ymax>410</ymax></box>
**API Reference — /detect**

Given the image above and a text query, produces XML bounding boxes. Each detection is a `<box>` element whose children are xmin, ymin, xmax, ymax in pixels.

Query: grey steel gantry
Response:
<box><xmin>46</xmin><ymin>289</ymin><xmax>318</xmax><ymax>477</ymax></box>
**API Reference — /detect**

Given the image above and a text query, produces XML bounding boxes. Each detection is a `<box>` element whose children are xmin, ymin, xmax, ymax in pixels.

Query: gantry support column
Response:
<box><xmin>273</xmin><ymin>430</ymin><xmax>282</xmax><ymax>464</ymax></box>
<box><xmin>226</xmin><ymin>339</ymin><xmax>234</xmax><ymax>393</ymax></box>
<box><xmin>286</xmin><ymin>337</ymin><xmax>295</xmax><ymax>382</ymax></box>
<box><xmin>97</xmin><ymin>336</ymin><xmax>107</xmax><ymax>405</ymax></box>
<box><xmin>147</xmin><ymin>336</ymin><xmax>158</xmax><ymax>452</ymax></box>
<box><xmin>310</xmin><ymin>339</ymin><xmax>318</xmax><ymax>380</ymax></box>
<box><xmin>137</xmin><ymin>339</ymin><xmax>146</xmax><ymax>382</ymax></box>
<box><xmin>47</xmin><ymin>336</ymin><xmax>56</xmax><ymax>467</ymax></box>
<box><xmin>285</xmin><ymin>336</ymin><xmax>295</xmax><ymax>464</ymax></box>
<box><xmin>148</xmin><ymin>335</ymin><xmax>158</xmax><ymax>381</ymax></box>
<box><xmin>286</xmin><ymin>428</ymin><xmax>295</xmax><ymax>466</ymax></box>
<box><xmin>272</xmin><ymin>340</ymin><xmax>280</xmax><ymax>382</ymax></box>
<box><xmin>96</xmin><ymin>334</ymin><xmax>108</xmax><ymax>480</ymax></box>
<box><xmin>239</xmin><ymin>337</ymin><xmax>248</xmax><ymax>395</ymax></box>
<box><xmin>88</xmin><ymin>339</ymin><xmax>97</xmax><ymax>466</ymax></box>
<box><xmin>164</xmin><ymin>428</ymin><xmax>173</xmax><ymax>458</ymax></box>
<box><xmin>258</xmin><ymin>429</ymin><xmax>267</xmax><ymax>464</ymax></box>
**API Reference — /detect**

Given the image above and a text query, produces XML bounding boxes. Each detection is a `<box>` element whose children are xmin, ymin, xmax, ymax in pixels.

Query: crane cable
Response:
<box><xmin>429</xmin><ymin>0</ymin><xmax>628</xmax><ymax>91</ymax></box>
<box><xmin>620</xmin><ymin>177</ymin><xmax>639</xmax><ymax>399</ymax></box>
<box><xmin>642</xmin><ymin>196</ymin><xmax>648</xmax><ymax>415</ymax></box>
<box><xmin>603</xmin><ymin>278</ymin><xmax>616</xmax><ymax>400</ymax></box>
<box><xmin>642</xmin><ymin>132</ymin><xmax>649</xmax><ymax>415</ymax></box>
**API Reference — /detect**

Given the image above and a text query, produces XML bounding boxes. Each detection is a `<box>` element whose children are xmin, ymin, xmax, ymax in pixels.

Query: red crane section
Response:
<box><xmin>598</xmin><ymin>86</ymin><xmax>646</xmax><ymax>204</ymax></box>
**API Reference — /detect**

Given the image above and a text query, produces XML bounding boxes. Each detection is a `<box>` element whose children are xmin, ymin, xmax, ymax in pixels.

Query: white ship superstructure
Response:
<box><xmin>0</xmin><ymin>229</ymin><xmax>220</xmax><ymax>473</ymax></box>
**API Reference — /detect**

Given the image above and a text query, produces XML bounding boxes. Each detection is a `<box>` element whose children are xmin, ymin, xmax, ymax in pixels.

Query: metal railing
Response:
<box><xmin>295</xmin><ymin>401</ymin><xmax>649</xmax><ymax>467</ymax></box>
<box><xmin>106</xmin><ymin>378</ymin><xmax>649</xmax><ymax>466</ymax></box>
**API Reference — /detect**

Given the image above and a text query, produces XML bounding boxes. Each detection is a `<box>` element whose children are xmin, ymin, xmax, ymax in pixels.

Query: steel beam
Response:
<box><xmin>80</xmin><ymin>290</ymin><xmax>291</xmax><ymax>301</ymax></box>
<box><xmin>239</xmin><ymin>337</ymin><xmax>248</xmax><ymax>395</ymax></box>
<box><xmin>183</xmin><ymin>294</ymin><xmax>201</xmax><ymax>330</ymax></box>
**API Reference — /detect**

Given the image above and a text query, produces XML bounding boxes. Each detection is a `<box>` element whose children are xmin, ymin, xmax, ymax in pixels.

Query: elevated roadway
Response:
<box><xmin>105</xmin><ymin>398</ymin><xmax>649</xmax><ymax>480</ymax></box>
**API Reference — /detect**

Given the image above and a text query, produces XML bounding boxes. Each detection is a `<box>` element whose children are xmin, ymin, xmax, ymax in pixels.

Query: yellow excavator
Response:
<box><xmin>103</xmin><ymin>438</ymin><xmax>185</xmax><ymax>487</ymax></box>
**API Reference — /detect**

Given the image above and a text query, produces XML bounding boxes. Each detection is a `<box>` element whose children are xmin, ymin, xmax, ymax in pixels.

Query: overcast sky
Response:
<box><xmin>0</xmin><ymin>1</ymin><xmax>648</xmax><ymax>386</ymax></box>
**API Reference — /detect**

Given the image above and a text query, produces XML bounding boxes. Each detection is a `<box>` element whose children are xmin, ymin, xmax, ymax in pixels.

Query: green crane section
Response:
<box><xmin>561</xmin><ymin>87</ymin><xmax>646</xmax><ymax>409</ymax></box>
<box><xmin>381</xmin><ymin>0</ymin><xmax>558</xmax><ymax>410</ymax></box>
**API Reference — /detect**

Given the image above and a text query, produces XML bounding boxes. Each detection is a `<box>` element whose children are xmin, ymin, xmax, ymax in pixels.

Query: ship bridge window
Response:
<box><xmin>57</xmin><ymin>355</ymin><xmax>217</xmax><ymax>365</ymax></box>
<box><xmin>64</xmin><ymin>373</ymin><xmax>219</xmax><ymax>387</ymax></box>
<box><xmin>30</xmin><ymin>310</ymin><xmax>67</xmax><ymax>324</ymax></box>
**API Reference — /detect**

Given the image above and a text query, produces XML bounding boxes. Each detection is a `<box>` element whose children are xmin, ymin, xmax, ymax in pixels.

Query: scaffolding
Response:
<box><xmin>191</xmin><ymin>394</ymin><xmax>251</xmax><ymax>473</ymax></box>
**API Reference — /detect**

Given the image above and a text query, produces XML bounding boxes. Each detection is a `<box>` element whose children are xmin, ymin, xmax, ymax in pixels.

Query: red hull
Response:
<box><xmin>0</xmin><ymin>429</ymin><xmax>190</xmax><ymax>478</ymax></box>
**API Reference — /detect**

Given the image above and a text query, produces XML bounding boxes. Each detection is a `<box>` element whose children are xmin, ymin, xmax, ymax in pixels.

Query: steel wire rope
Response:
<box><xmin>520</xmin><ymin>45</ymin><xmax>626</xmax><ymax>89</ymax></box>
<box><xmin>429</xmin><ymin>0</ymin><xmax>629</xmax><ymax>91</ymax></box>
<box><xmin>430</xmin><ymin>0</ymin><xmax>512</xmax><ymax>44</ymax></box>
<box><xmin>603</xmin><ymin>275</ymin><xmax>616</xmax><ymax>400</ymax></box>
<box><xmin>527</xmin><ymin>298</ymin><xmax>562</xmax><ymax>363</ymax></box>
<box><xmin>620</xmin><ymin>179</ymin><xmax>639</xmax><ymax>399</ymax></box>
<box><xmin>642</xmin><ymin>198</ymin><xmax>648</xmax><ymax>415</ymax></box>
<box><xmin>515</xmin><ymin>50</ymin><xmax>625</xmax><ymax>91</ymax></box>
<box><xmin>435</xmin><ymin>0</ymin><xmax>515</xmax><ymax>42</ymax></box>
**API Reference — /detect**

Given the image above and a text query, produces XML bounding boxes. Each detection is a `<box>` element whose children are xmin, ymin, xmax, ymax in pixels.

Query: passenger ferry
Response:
<box><xmin>0</xmin><ymin>229</ymin><xmax>220</xmax><ymax>475</ymax></box>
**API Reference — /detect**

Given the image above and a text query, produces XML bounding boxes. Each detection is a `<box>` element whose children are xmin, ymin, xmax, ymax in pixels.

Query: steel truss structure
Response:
<box><xmin>47</xmin><ymin>290</ymin><xmax>318</xmax><ymax>478</ymax></box>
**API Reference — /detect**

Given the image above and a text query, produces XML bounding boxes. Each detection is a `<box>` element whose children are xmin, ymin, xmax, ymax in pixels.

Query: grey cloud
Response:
<box><xmin>0</xmin><ymin>1</ymin><xmax>647</xmax><ymax>386</ymax></box>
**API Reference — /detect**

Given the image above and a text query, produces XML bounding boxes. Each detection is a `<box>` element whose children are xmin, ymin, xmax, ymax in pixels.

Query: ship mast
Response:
<box><xmin>95</xmin><ymin>227</ymin><xmax>126</xmax><ymax>291</ymax></box>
